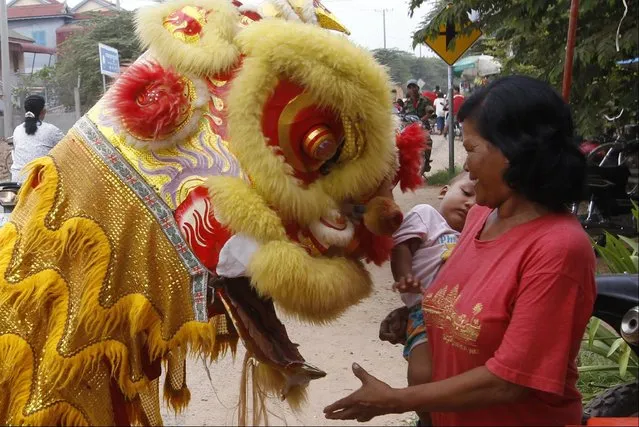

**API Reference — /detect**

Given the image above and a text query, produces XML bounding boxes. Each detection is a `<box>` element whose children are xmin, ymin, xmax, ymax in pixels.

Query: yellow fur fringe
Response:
<box><xmin>0</xmin><ymin>158</ymin><xmax>235</xmax><ymax>425</ymax></box>
<box><xmin>136</xmin><ymin>0</ymin><xmax>241</xmax><ymax>76</ymax></box>
<box><xmin>238</xmin><ymin>352</ymin><xmax>307</xmax><ymax>427</ymax></box>
<box><xmin>248</xmin><ymin>240</ymin><xmax>372</xmax><ymax>323</ymax></box>
<box><xmin>227</xmin><ymin>19</ymin><xmax>396</xmax><ymax>226</ymax></box>
<box><xmin>205</xmin><ymin>176</ymin><xmax>287</xmax><ymax>243</ymax></box>
<box><xmin>163</xmin><ymin>375</ymin><xmax>192</xmax><ymax>413</ymax></box>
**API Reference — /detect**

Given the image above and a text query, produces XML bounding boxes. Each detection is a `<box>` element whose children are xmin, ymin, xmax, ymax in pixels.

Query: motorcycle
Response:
<box><xmin>396</xmin><ymin>112</ymin><xmax>433</xmax><ymax>175</ymax></box>
<box><xmin>572</xmin><ymin>123</ymin><xmax>639</xmax><ymax>242</ymax></box>
<box><xmin>583</xmin><ymin>273</ymin><xmax>639</xmax><ymax>421</ymax></box>
<box><xmin>0</xmin><ymin>182</ymin><xmax>20</xmax><ymax>228</ymax></box>
<box><xmin>0</xmin><ymin>136</ymin><xmax>19</xmax><ymax>228</ymax></box>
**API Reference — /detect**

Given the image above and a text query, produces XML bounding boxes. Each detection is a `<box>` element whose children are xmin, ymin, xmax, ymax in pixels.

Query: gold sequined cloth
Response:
<box><xmin>0</xmin><ymin>129</ymin><xmax>217</xmax><ymax>425</ymax></box>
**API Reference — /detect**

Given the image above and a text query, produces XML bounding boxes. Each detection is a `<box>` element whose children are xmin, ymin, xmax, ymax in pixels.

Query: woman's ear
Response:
<box><xmin>438</xmin><ymin>185</ymin><xmax>449</xmax><ymax>200</ymax></box>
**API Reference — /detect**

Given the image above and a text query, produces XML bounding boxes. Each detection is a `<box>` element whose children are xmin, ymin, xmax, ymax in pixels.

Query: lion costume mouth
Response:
<box><xmin>208</xmin><ymin>276</ymin><xmax>327</xmax><ymax>399</ymax></box>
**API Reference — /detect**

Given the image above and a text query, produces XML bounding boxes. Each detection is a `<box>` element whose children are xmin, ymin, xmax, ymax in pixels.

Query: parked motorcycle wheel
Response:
<box><xmin>582</xmin><ymin>382</ymin><xmax>639</xmax><ymax>422</ymax></box>
<box><xmin>454</xmin><ymin>123</ymin><xmax>461</xmax><ymax>138</ymax></box>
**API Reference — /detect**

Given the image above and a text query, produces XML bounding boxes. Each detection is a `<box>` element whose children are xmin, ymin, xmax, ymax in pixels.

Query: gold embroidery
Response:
<box><xmin>423</xmin><ymin>285</ymin><xmax>482</xmax><ymax>354</ymax></box>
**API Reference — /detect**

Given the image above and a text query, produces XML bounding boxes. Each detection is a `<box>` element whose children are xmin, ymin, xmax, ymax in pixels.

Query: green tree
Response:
<box><xmin>54</xmin><ymin>11</ymin><xmax>143</xmax><ymax>111</ymax></box>
<box><xmin>409</xmin><ymin>0</ymin><xmax>639</xmax><ymax>136</ymax></box>
<box><xmin>372</xmin><ymin>48</ymin><xmax>449</xmax><ymax>90</ymax></box>
<box><xmin>12</xmin><ymin>66</ymin><xmax>56</xmax><ymax>106</ymax></box>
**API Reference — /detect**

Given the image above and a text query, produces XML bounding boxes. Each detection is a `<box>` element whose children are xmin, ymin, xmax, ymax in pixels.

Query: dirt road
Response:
<box><xmin>160</xmin><ymin>135</ymin><xmax>462</xmax><ymax>426</ymax></box>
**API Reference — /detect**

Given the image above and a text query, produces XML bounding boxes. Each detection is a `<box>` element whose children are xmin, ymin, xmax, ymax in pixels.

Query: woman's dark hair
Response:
<box><xmin>24</xmin><ymin>95</ymin><xmax>45</xmax><ymax>135</ymax></box>
<box><xmin>458</xmin><ymin>75</ymin><xmax>586</xmax><ymax>212</ymax></box>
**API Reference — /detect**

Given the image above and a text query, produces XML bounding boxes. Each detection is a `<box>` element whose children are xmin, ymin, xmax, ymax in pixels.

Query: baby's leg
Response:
<box><xmin>407</xmin><ymin>343</ymin><xmax>432</xmax><ymax>425</ymax></box>
<box><xmin>405</xmin><ymin>305</ymin><xmax>432</xmax><ymax>426</ymax></box>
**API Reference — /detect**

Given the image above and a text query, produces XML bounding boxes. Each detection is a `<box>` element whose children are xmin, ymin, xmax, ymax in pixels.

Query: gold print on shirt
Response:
<box><xmin>423</xmin><ymin>285</ymin><xmax>482</xmax><ymax>354</ymax></box>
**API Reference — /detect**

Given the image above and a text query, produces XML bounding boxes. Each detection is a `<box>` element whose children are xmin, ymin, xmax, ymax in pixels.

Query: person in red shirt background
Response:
<box><xmin>324</xmin><ymin>76</ymin><xmax>594</xmax><ymax>426</ymax></box>
<box><xmin>422</xmin><ymin>85</ymin><xmax>440</xmax><ymax>105</ymax></box>
<box><xmin>443</xmin><ymin>85</ymin><xmax>466</xmax><ymax>139</ymax></box>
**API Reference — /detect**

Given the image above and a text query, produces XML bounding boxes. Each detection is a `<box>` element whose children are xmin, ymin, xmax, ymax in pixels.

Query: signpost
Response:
<box><xmin>424</xmin><ymin>13</ymin><xmax>482</xmax><ymax>174</ymax></box>
<box><xmin>98</xmin><ymin>43</ymin><xmax>120</xmax><ymax>93</ymax></box>
<box><xmin>424</xmin><ymin>21</ymin><xmax>482</xmax><ymax>67</ymax></box>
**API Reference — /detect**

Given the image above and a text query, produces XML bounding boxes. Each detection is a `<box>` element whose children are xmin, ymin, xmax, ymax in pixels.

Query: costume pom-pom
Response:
<box><xmin>357</xmin><ymin>225</ymin><xmax>394</xmax><ymax>266</ymax></box>
<box><xmin>110</xmin><ymin>61</ymin><xmax>191</xmax><ymax>142</ymax></box>
<box><xmin>395</xmin><ymin>123</ymin><xmax>427</xmax><ymax>192</ymax></box>
<box><xmin>363</xmin><ymin>196</ymin><xmax>403</xmax><ymax>236</ymax></box>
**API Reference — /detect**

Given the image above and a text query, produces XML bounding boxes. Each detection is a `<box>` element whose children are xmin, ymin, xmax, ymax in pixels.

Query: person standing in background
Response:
<box><xmin>443</xmin><ymin>86</ymin><xmax>466</xmax><ymax>139</ymax></box>
<box><xmin>404</xmin><ymin>80</ymin><xmax>433</xmax><ymax>125</ymax></box>
<box><xmin>422</xmin><ymin>85</ymin><xmax>439</xmax><ymax>105</ymax></box>
<box><xmin>10</xmin><ymin>95</ymin><xmax>65</xmax><ymax>184</ymax></box>
<box><xmin>433</xmin><ymin>92</ymin><xmax>446</xmax><ymax>135</ymax></box>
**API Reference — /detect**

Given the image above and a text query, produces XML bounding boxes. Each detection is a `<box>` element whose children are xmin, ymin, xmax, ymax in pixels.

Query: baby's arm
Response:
<box><xmin>391</xmin><ymin>238</ymin><xmax>421</xmax><ymax>293</ymax></box>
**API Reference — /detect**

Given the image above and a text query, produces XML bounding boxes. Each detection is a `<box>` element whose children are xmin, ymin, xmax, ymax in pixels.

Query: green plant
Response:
<box><xmin>579</xmin><ymin>201</ymin><xmax>639</xmax><ymax>402</ymax></box>
<box><xmin>12</xmin><ymin>67</ymin><xmax>56</xmax><ymax>106</ymax></box>
<box><xmin>54</xmin><ymin>11</ymin><xmax>143</xmax><ymax>110</ymax></box>
<box><xmin>424</xmin><ymin>166</ymin><xmax>463</xmax><ymax>185</ymax></box>
<box><xmin>577</xmin><ymin>351</ymin><xmax>635</xmax><ymax>402</ymax></box>
<box><xmin>580</xmin><ymin>317</ymin><xmax>638</xmax><ymax>378</ymax></box>
<box><xmin>593</xmin><ymin>201</ymin><xmax>639</xmax><ymax>274</ymax></box>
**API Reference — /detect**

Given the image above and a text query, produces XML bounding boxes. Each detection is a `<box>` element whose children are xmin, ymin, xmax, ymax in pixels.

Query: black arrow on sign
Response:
<box><xmin>439</xmin><ymin>19</ymin><xmax>457</xmax><ymax>51</ymax></box>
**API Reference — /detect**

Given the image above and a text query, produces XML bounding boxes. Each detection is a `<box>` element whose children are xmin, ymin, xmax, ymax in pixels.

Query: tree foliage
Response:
<box><xmin>12</xmin><ymin>66</ymin><xmax>56</xmax><ymax>106</ymax></box>
<box><xmin>409</xmin><ymin>0</ymin><xmax>638</xmax><ymax>136</ymax></box>
<box><xmin>54</xmin><ymin>11</ymin><xmax>143</xmax><ymax>111</ymax></box>
<box><xmin>372</xmin><ymin>48</ymin><xmax>449</xmax><ymax>90</ymax></box>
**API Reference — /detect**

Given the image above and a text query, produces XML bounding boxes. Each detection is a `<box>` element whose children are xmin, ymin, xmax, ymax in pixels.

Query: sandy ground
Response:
<box><xmin>159</xmin><ymin>134</ymin><xmax>465</xmax><ymax>426</ymax></box>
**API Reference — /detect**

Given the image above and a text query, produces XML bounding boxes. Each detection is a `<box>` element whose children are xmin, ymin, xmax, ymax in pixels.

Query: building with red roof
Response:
<box><xmin>7</xmin><ymin>0</ymin><xmax>119</xmax><ymax>72</ymax></box>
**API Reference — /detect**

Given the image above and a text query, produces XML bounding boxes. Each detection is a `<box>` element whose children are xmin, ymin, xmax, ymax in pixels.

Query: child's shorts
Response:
<box><xmin>403</xmin><ymin>304</ymin><xmax>428</xmax><ymax>359</ymax></box>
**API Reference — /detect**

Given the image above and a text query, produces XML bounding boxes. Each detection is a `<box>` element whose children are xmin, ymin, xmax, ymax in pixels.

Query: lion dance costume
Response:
<box><xmin>0</xmin><ymin>0</ymin><xmax>426</xmax><ymax>425</ymax></box>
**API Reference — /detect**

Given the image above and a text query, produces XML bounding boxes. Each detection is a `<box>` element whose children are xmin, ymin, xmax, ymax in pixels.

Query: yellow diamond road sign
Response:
<box><xmin>425</xmin><ymin>22</ymin><xmax>482</xmax><ymax>66</ymax></box>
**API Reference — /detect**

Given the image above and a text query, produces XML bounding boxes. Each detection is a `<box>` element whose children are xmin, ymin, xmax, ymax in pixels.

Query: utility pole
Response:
<box><xmin>373</xmin><ymin>8</ymin><xmax>392</xmax><ymax>49</ymax></box>
<box><xmin>1</xmin><ymin>0</ymin><xmax>12</xmax><ymax>137</ymax></box>
<box><xmin>382</xmin><ymin>9</ymin><xmax>386</xmax><ymax>49</ymax></box>
<box><xmin>447</xmin><ymin>65</ymin><xmax>454</xmax><ymax>175</ymax></box>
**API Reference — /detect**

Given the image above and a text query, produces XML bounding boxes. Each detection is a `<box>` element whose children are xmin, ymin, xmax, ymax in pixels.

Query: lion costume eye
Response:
<box><xmin>301</xmin><ymin>125</ymin><xmax>339</xmax><ymax>162</ymax></box>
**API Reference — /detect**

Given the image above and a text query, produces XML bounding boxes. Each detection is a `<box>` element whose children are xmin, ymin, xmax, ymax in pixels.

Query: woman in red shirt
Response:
<box><xmin>324</xmin><ymin>75</ymin><xmax>595</xmax><ymax>426</ymax></box>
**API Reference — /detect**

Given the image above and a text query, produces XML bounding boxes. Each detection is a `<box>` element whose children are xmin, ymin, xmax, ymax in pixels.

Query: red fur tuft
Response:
<box><xmin>355</xmin><ymin>224</ymin><xmax>394</xmax><ymax>266</ymax></box>
<box><xmin>394</xmin><ymin>123</ymin><xmax>427</xmax><ymax>192</ymax></box>
<box><xmin>111</xmin><ymin>62</ymin><xmax>191</xmax><ymax>141</ymax></box>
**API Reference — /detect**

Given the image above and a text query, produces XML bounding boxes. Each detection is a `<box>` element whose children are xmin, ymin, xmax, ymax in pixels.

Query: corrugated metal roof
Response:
<box><xmin>7</xmin><ymin>3</ymin><xmax>69</xmax><ymax>19</ymax></box>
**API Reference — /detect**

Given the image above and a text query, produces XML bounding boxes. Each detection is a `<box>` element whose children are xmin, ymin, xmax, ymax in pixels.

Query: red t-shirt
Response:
<box><xmin>422</xmin><ymin>90</ymin><xmax>437</xmax><ymax>104</ymax></box>
<box><xmin>423</xmin><ymin>205</ymin><xmax>595</xmax><ymax>426</ymax></box>
<box><xmin>452</xmin><ymin>94</ymin><xmax>465</xmax><ymax>115</ymax></box>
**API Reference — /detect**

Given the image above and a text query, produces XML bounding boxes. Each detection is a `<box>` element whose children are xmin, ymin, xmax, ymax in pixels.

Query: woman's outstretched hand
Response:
<box><xmin>324</xmin><ymin>363</ymin><xmax>401</xmax><ymax>422</ymax></box>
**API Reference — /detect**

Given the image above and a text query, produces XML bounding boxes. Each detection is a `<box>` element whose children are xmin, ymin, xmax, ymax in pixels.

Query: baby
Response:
<box><xmin>390</xmin><ymin>171</ymin><xmax>476</xmax><ymax>424</ymax></box>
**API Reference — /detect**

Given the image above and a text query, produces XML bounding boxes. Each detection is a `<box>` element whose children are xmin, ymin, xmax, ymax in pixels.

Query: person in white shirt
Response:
<box><xmin>433</xmin><ymin>92</ymin><xmax>446</xmax><ymax>135</ymax></box>
<box><xmin>10</xmin><ymin>95</ymin><xmax>65</xmax><ymax>184</ymax></box>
